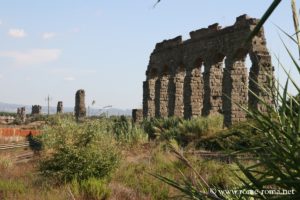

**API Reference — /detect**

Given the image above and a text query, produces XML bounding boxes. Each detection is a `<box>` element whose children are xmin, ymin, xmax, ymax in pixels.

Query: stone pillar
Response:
<box><xmin>249</xmin><ymin>52</ymin><xmax>274</xmax><ymax>112</ymax></box>
<box><xmin>202</xmin><ymin>61</ymin><xmax>223</xmax><ymax>116</ymax></box>
<box><xmin>167</xmin><ymin>75</ymin><xmax>175</xmax><ymax>117</ymax></box>
<box><xmin>132</xmin><ymin>109</ymin><xmax>143</xmax><ymax>123</ymax></box>
<box><xmin>57</xmin><ymin>101</ymin><xmax>63</xmax><ymax>114</ymax></box>
<box><xmin>31</xmin><ymin>105</ymin><xmax>42</xmax><ymax>115</ymax></box>
<box><xmin>184</xmin><ymin>67</ymin><xmax>203</xmax><ymax>119</ymax></box>
<box><xmin>75</xmin><ymin>89</ymin><xmax>86</xmax><ymax>120</ymax></box>
<box><xmin>143</xmin><ymin>78</ymin><xmax>156</xmax><ymax>119</ymax></box>
<box><xmin>223</xmin><ymin>57</ymin><xmax>248</xmax><ymax>126</ymax></box>
<box><xmin>173</xmin><ymin>68</ymin><xmax>185</xmax><ymax>117</ymax></box>
<box><xmin>155</xmin><ymin>75</ymin><xmax>169</xmax><ymax>118</ymax></box>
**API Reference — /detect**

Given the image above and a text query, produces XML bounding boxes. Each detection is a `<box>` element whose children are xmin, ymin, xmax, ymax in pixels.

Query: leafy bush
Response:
<box><xmin>39</xmin><ymin>118</ymin><xmax>120</xmax><ymax>183</ymax></box>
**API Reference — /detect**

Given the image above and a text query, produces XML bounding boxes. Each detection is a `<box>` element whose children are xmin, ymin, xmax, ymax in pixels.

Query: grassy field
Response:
<box><xmin>0</xmin><ymin>114</ymin><xmax>258</xmax><ymax>200</ymax></box>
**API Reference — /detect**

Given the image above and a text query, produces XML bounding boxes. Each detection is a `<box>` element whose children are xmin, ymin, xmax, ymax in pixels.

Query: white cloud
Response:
<box><xmin>64</xmin><ymin>76</ymin><xmax>75</xmax><ymax>81</ymax></box>
<box><xmin>8</xmin><ymin>28</ymin><xmax>26</xmax><ymax>38</ymax></box>
<box><xmin>42</xmin><ymin>32</ymin><xmax>56</xmax><ymax>40</ymax></box>
<box><xmin>0</xmin><ymin>49</ymin><xmax>62</xmax><ymax>66</ymax></box>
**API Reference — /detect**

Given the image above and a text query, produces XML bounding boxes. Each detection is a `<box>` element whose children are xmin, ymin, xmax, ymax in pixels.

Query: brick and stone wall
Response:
<box><xmin>142</xmin><ymin>14</ymin><xmax>274</xmax><ymax>126</ymax></box>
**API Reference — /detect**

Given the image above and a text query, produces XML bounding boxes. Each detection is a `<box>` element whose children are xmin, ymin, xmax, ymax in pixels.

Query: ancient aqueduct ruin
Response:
<box><xmin>140</xmin><ymin>15</ymin><xmax>274</xmax><ymax>126</ymax></box>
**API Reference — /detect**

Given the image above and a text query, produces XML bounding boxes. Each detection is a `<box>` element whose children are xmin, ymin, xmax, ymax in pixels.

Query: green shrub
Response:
<box><xmin>39</xmin><ymin>119</ymin><xmax>120</xmax><ymax>183</ymax></box>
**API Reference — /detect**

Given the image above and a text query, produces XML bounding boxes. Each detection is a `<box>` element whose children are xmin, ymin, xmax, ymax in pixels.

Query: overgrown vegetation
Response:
<box><xmin>39</xmin><ymin>118</ymin><xmax>120</xmax><ymax>183</ymax></box>
<box><xmin>143</xmin><ymin>115</ymin><xmax>224</xmax><ymax>147</ymax></box>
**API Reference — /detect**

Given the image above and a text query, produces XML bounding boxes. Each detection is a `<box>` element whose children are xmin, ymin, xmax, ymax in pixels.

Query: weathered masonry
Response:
<box><xmin>142</xmin><ymin>15</ymin><xmax>274</xmax><ymax>126</ymax></box>
<box><xmin>75</xmin><ymin>89</ymin><xmax>86</xmax><ymax>120</ymax></box>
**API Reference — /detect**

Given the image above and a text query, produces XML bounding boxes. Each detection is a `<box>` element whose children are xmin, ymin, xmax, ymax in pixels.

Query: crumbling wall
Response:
<box><xmin>132</xmin><ymin>109</ymin><xmax>143</xmax><ymax>123</ymax></box>
<box><xmin>17</xmin><ymin>107</ymin><xmax>26</xmax><ymax>122</ymax></box>
<box><xmin>75</xmin><ymin>89</ymin><xmax>86</xmax><ymax>120</ymax></box>
<box><xmin>143</xmin><ymin>14</ymin><xmax>274</xmax><ymax>126</ymax></box>
<box><xmin>57</xmin><ymin>101</ymin><xmax>63</xmax><ymax>114</ymax></box>
<box><xmin>31</xmin><ymin>105</ymin><xmax>42</xmax><ymax>115</ymax></box>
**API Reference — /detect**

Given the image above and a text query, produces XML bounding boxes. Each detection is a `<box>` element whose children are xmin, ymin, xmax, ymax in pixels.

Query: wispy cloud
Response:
<box><xmin>42</xmin><ymin>32</ymin><xmax>56</xmax><ymax>40</ymax></box>
<box><xmin>8</xmin><ymin>28</ymin><xmax>26</xmax><ymax>38</ymax></box>
<box><xmin>0</xmin><ymin>49</ymin><xmax>62</xmax><ymax>66</ymax></box>
<box><xmin>64</xmin><ymin>76</ymin><xmax>75</xmax><ymax>81</ymax></box>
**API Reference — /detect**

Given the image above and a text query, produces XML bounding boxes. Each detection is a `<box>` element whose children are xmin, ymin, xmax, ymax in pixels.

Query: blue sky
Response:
<box><xmin>0</xmin><ymin>0</ymin><xmax>299</xmax><ymax>109</ymax></box>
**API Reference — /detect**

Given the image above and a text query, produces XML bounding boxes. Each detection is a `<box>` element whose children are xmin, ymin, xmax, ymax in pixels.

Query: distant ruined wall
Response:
<box><xmin>31</xmin><ymin>105</ymin><xmax>42</xmax><ymax>115</ymax></box>
<box><xmin>75</xmin><ymin>89</ymin><xmax>86</xmax><ymax>120</ymax></box>
<box><xmin>17</xmin><ymin>107</ymin><xmax>26</xmax><ymax>122</ymax></box>
<box><xmin>57</xmin><ymin>101</ymin><xmax>63</xmax><ymax>114</ymax></box>
<box><xmin>143</xmin><ymin>14</ymin><xmax>274</xmax><ymax>126</ymax></box>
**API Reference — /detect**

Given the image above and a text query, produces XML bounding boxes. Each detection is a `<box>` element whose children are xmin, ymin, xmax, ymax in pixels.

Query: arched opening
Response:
<box><xmin>245</xmin><ymin>53</ymin><xmax>251</xmax><ymax>93</ymax></box>
<box><xmin>194</xmin><ymin>58</ymin><xmax>204</xmax><ymax>73</ymax></box>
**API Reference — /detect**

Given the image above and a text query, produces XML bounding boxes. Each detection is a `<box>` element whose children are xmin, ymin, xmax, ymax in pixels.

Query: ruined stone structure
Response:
<box><xmin>57</xmin><ymin>101</ymin><xmax>63</xmax><ymax>114</ymax></box>
<box><xmin>31</xmin><ymin>105</ymin><xmax>42</xmax><ymax>115</ymax></box>
<box><xmin>132</xmin><ymin>109</ymin><xmax>143</xmax><ymax>123</ymax></box>
<box><xmin>17</xmin><ymin>107</ymin><xmax>26</xmax><ymax>122</ymax></box>
<box><xmin>143</xmin><ymin>15</ymin><xmax>274</xmax><ymax>126</ymax></box>
<box><xmin>75</xmin><ymin>89</ymin><xmax>86</xmax><ymax>120</ymax></box>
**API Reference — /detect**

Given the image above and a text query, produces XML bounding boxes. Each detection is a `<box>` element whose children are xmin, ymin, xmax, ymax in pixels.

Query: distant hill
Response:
<box><xmin>0</xmin><ymin>102</ymin><xmax>132</xmax><ymax>116</ymax></box>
